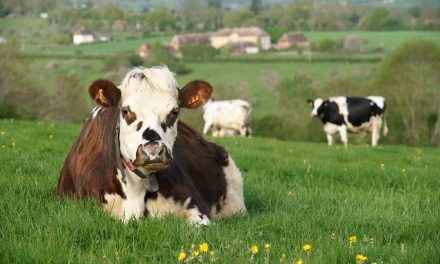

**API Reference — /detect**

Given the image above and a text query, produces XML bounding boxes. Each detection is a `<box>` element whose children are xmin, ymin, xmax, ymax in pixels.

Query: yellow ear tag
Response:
<box><xmin>98</xmin><ymin>89</ymin><xmax>108</xmax><ymax>104</ymax></box>
<box><xmin>187</xmin><ymin>95</ymin><xmax>199</xmax><ymax>105</ymax></box>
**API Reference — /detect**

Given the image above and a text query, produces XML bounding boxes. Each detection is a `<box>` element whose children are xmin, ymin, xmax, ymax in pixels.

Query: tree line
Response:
<box><xmin>1</xmin><ymin>0</ymin><xmax>439</xmax><ymax>43</ymax></box>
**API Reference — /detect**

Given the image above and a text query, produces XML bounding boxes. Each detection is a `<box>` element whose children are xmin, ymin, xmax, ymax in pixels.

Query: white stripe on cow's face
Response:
<box><xmin>311</xmin><ymin>98</ymin><xmax>323</xmax><ymax>117</ymax></box>
<box><xmin>118</xmin><ymin>67</ymin><xmax>179</xmax><ymax>164</ymax></box>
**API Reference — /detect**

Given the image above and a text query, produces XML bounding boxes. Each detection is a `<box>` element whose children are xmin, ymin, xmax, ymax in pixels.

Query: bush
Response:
<box><xmin>370</xmin><ymin>39</ymin><xmax>440</xmax><ymax>145</ymax></box>
<box><xmin>144</xmin><ymin>42</ymin><xmax>190</xmax><ymax>75</ymax></box>
<box><xmin>180</xmin><ymin>44</ymin><xmax>219</xmax><ymax>61</ymax></box>
<box><xmin>49</xmin><ymin>33</ymin><xmax>71</xmax><ymax>45</ymax></box>
<box><xmin>316</xmin><ymin>38</ymin><xmax>340</xmax><ymax>53</ymax></box>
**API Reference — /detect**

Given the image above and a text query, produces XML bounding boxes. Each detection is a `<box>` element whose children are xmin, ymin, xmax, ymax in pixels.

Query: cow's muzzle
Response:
<box><xmin>133</xmin><ymin>142</ymin><xmax>172</xmax><ymax>170</ymax></box>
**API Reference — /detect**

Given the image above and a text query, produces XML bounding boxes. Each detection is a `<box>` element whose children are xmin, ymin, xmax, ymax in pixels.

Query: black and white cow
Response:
<box><xmin>308</xmin><ymin>96</ymin><xmax>389</xmax><ymax>147</ymax></box>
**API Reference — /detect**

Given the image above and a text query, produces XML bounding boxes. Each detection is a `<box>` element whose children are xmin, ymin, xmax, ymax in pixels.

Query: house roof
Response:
<box><xmin>74</xmin><ymin>26</ymin><xmax>94</xmax><ymax>35</ymax></box>
<box><xmin>173</xmin><ymin>33</ymin><xmax>212</xmax><ymax>45</ymax></box>
<box><xmin>229</xmin><ymin>41</ymin><xmax>257</xmax><ymax>49</ymax></box>
<box><xmin>213</xmin><ymin>27</ymin><xmax>269</xmax><ymax>37</ymax></box>
<box><xmin>279</xmin><ymin>33</ymin><xmax>308</xmax><ymax>43</ymax></box>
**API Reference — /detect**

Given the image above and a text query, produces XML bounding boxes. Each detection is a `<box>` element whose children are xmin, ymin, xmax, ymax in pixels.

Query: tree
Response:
<box><xmin>371</xmin><ymin>40</ymin><xmax>440</xmax><ymax>145</ymax></box>
<box><xmin>361</xmin><ymin>7</ymin><xmax>403</xmax><ymax>30</ymax></box>
<box><xmin>207</xmin><ymin>0</ymin><xmax>222</xmax><ymax>9</ymax></box>
<box><xmin>145</xmin><ymin>6</ymin><xmax>174</xmax><ymax>33</ymax></box>
<box><xmin>102</xmin><ymin>4</ymin><xmax>124</xmax><ymax>21</ymax></box>
<box><xmin>250</xmin><ymin>0</ymin><xmax>262</xmax><ymax>15</ymax></box>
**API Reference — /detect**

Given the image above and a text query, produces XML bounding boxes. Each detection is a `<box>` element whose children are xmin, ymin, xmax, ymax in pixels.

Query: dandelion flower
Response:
<box><xmin>49</xmin><ymin>134</ymin><xmax>54</xmax><ymax>139</ymax></box>
<box><xmin>250</xmin><ymin>245</ymin><xmax>259</xmax><ymax>255</ymax></box>
<box><xmin>349</xmin><ymin>236</ymin><xmax>357</xmax><ymax>243</ymax></box>
<box><xmin>356</xmin><ymin>254</ymin><xmax>367</xmax><ymax>262</ymax></box>
<box><xmin>288</xmin><ymin>191</ymin><xmax>293</xmax><ymax>196</ymax></box>
<box><xmin>296</xmin><ymin>259</ymin><xmax>304</xmax><ymax>264</ymax></box>
<box><xmin>331</xmin><ymin>233</ymin><xmax>336</xmax><ymax>239</ymax></box>
<box><xmin>193</xmin><ymin>250</ymin><xmax>200</xmax><ymax>257</ymax></box>
<box><xmin>302</xmin><ymin>244</ymin><xmax>312</xmax><ymax>252</ymax></box>
<box><xmin>264</xmin><ymin>243</ymin><xmax>271</xmax><ymax>250</ymax></box>
<box><xmin>210</xmin><ymin>251</ymin><xmax>215</xmax><ymax>257</ymax></box>
<box><xmin>199</xmin><ymin>243</ymin><xmax>209</xmax><ymax>253</ymax></box>
<box><xmin>178</xmin><ymin>252</ymin><xmax>187</xmax><ymax>261</ymax></box>
<box><xmin>402</xmin><ymin>168</ymin><xmax>406</xmax><ymax>173</ymax></box>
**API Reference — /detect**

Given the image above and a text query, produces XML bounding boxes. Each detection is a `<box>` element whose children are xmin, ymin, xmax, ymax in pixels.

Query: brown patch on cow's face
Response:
<box><xmin>121</xmin><ymin>106</ymin><xmax>137</xmax><ymax>125</ymax></box>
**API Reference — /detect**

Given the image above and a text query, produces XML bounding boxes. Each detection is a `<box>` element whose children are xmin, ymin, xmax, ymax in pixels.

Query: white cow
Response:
<box><xmin>203</xmin><ymin>99</ymin><xmax>252</xmax><ymax>137</ymax></box>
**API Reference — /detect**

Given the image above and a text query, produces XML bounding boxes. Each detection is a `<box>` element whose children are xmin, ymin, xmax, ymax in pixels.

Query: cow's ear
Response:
<box><xmin>178</xmin><ymin>80</ymin><xmax>213</xmax><ymax>109</ymax></box>
<box><xmin>307</xmin><ymin>99</ymin><xmax>314</xmax><ymax>107</ymax></box>
<box><xmin>88</xmin><ymin>79</ymin><xmax>121</xmax><ymax>108</ymax></box>
<box><xmin>323</xmin><ymin>100</ymin><xmax>329</xmax><ymax>107</ymax></box>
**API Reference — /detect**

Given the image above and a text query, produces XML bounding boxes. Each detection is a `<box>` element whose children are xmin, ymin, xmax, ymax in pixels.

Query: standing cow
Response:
<box><xmin>308</xmin><ymin>96</ymin><xmax>388</xmax><ymax>147</ymax></box>
<box><xmin>58</xmin><ymin>66</ymin><xmax>246</xmax><ymax>224</ymax></box>
<box><xmin>202</xmin><ymin>99</ymin><xmax>252</xmax><ymax>137</ymax></box>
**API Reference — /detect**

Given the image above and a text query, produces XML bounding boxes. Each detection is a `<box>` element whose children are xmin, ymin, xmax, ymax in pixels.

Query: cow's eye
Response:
<box><xmin>165</xmin><ymin>108</ymin><xmax>179</xmax><ymax>128</ymax></box>
<box><xmin>121</xmin><ymin>106</ymin><xmax>137</xmax><ymax>125</ymax></box>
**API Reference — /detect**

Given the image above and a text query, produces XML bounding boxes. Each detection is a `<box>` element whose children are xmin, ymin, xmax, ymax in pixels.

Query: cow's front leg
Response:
<box><xmin>326</xmin><ymin>133</ymin><xmax>334</xmax><ymax>145</ymax></box>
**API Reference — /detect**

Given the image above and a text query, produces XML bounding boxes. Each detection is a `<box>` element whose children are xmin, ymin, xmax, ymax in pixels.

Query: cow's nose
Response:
<box><xmin>142</xmin><ymin>142</ymin><xmax>163</xmax><ymax>160</ymax></box>
<box><xmin>134</xmin><ymin>142</ymin><xmax>172</xmax><ymax>169</ymax></box>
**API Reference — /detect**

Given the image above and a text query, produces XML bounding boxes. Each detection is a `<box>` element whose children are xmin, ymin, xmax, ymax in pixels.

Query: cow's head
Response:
<box><xmin>307</xmin><ymin>98</ymin><xmax>328</xmax><ymax>117</ymax></box>
<box><xmin>89</xmin><ymin>66</ymin><xmax>212</xmax><ymax>173</ymax></box>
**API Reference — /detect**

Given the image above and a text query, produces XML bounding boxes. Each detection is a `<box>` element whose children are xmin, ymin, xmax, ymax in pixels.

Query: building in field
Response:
<box><xmin>276</xmin><ymin>33</ymin><xmax>309</xmax><ymax>50</ymax></box>
<box><xmin>170</xmin><ymin>33</ymin><xmax>212</xmax><ymax>51</ymax></box>
<box><xmin>73</xmin><ymin>27</ymin><xmax>95</xmax><ymax>45</ymax></box>
<box><xmin>211</xmin><ymin>27</ymin><xmax>271</xmax><ymax>50</ymax></box>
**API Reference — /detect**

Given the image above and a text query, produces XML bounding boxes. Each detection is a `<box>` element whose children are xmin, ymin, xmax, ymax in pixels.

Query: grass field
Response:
<box><xmin>1</xmin><ymin>119</ymin><xmax>439</xmax><ymax>263</ymax></box>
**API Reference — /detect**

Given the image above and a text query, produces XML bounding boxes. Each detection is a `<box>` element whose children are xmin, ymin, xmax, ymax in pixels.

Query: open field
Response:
<box><xmin>1</xmin><ymin>18</ymin><xmax>439</xmax><ymax>56</ymax></box>
<box><xmin>1</xmin><ymin>119</ymin><xmax>439</xmax><ymax>263</ymax></box>
<box><xmin>31</xmin><ymin>58</ymin><xmax>378</xmax><ymax>120</ymax></box>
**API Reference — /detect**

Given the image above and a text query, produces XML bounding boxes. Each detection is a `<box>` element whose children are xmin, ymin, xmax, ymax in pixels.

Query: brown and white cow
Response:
<box><xmin>57</xmin><ymin>66</ymin><xmax>246</xmax><ymax>224</ymax></box>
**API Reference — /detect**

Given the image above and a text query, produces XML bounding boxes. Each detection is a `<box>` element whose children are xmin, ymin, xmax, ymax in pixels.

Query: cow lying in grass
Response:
<box><xmin>57</xmin><ymin>66</ymin><xmax>246</xmax><ymax>224</ymax></box>
<box><xmin>308</xmin><ymin>96</ymin><xmax>388</xmax><ymax>147</ymax></box>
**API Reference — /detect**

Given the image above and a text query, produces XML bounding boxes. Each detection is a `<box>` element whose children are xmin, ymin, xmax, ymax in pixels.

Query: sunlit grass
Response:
<box><xmin>1</xmin><ymin>119</ymin><xmax>439</xmax><ymax>263</ymax></box>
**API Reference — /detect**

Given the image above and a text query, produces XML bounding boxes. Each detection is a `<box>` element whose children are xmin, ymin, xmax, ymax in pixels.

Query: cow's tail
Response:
<box><xmin>382</xmin><ymin>102</ymin><xmax>389</xmax><ymax>137</ymax></box>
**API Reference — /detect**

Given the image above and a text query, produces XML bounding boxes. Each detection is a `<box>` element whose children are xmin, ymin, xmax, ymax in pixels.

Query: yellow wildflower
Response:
<box><xmin>191</xmin><ymin>244</ymin><xmax>195</xmax><ymax>250</ymax></box>
<box><xmin>402</xmin><ymin>168</ymin><xmax>406</xmax><ymax>173</ymax></box>
<box><xmin>288</xmin><ymin>191</ymin><xmax>293</xmax><ymax>196</ymax></box>
<box><xmin>380</xmin><ymin>163</ymin><xmax>385</xmax><ymax>167</ymax></box>
<box><xmin>250</xmin><ymin>245</ymin><xmax>259</xmax><ymax>254</ymax></box>
<box><xmin>356</xmin><ymin>254</ymin><xmax>367</xmax><ymax>262</ymax></box>
<box><xmin>302</xmin><ymin>244</ymin><xmax>312</xmax><ymax>252</ymax></box>
<box><xmin>193</xmin><ymin>250</ymin><xmax>200</xmax><ymax>257</ymax></box>
<box><xmin>210</xmin><ymin>251</ymin><xmax>215</xmax><ymax>257</ymax></box>
<box><xmin>296</xmin><ymin>259</ymin><xmax>304</xmax><ymax>264</ymax></box>
<box><xmin>0</xmin><ymin>131</ymin><xmax>5</xmax><ymax>136</ymax></box>
<box><xmin>264</xmin><ymin>243</ymin><xmax>271</xmax><ymax>250</ymax></box>
<box><xmin>178</xmin><ymin>252</ymin><xmax>187</xmax><ymax>261</ymax></box>
<box><xmin>331</xmin><ymin>233</ymin><xmax>336</xmax><ymax>239</ymax></box>
<box><xmin>199</xmin><ymin>243</ymin><xmax>209</xmax><ymax>253</ymax></box>
<box><xmin>349</xmin><ymin>236</ymin><xmax>357</xmax><ymax>244</ymax></box>
<box><xmin>49</xmin><ymin>134</ymin><xmax>53</xmax><ymax>139</ymax></box>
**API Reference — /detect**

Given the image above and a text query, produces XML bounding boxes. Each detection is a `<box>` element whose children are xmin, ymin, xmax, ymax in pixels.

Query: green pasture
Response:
<box><xmin>0</xmin><ymin>119</ymin><xmax>439</xmax><ymax>263</ymax></box>
<box><xmin>0</xmin><ymin>120</ymin><xmax>440</xmax><ymax>263</ymax></box>
<box><xmin>31</xmin><ymin>57</ymin><xmax>378</xmax><ymax>120</ymax></box>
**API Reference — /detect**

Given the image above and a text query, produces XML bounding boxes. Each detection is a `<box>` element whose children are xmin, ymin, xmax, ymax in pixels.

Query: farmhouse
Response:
<box><xmin>170</xmin><ymin>33</ymin><xmax>212</xmax><ymax>51</ymax></box>
<box><xmin>211</xmin><ymin>27</ymin><xmax>271</xmax><ymax>50</ymax></box>
<box><xmin>73</xmin><ymin>27</ymin><xmax>95</xmax><ymax>45</ymax></box>
<box><xmin>276</xmin><ymin>32</ymin><xmax>309</xmax><ymax>50</ymax></box>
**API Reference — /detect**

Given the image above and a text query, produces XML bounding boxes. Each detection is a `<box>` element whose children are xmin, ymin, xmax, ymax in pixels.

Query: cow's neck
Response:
<box><xmin>116</xmin><ymin>169</ymin><xmax>150</xmax><ymax>222</ymax></box>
